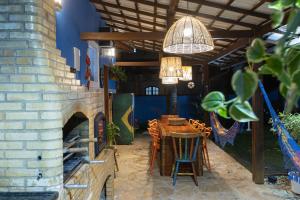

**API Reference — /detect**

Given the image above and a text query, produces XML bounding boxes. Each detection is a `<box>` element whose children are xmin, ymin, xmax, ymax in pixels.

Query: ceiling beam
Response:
<box><xmin>80</xmin><ymin>30</ymin><xmax>254</xmax><ymax>41</ymax></box>
<box><xmin>167</xmin><ymin>0</ymin><xmax>180</xmax><ymax>27</ymax></box>
<box><xmin>116</xmin><ymin>60</ymin><xmax>204</xmax><ymax>67</ymax></box>
<box><xmin>116</xmin><ymin>61</ymin><xmax>160</xmax><ymax>67</ymax></box>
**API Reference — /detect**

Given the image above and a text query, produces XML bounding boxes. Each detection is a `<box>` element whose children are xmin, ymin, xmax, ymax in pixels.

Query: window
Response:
<box><xmin>145</xmin><ymin>86</ymin><xmax>159</xmax><ymax>95</ymax></box>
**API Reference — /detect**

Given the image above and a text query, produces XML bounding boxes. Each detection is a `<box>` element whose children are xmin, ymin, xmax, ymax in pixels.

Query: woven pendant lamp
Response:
<box><xmin>162</xmin><ymin>77</ymin><xmax>178</xmax><ymax>84</ymax></box>
<box><xmin>179</xmin><ymin>66</ymin><xmax>192</xmax><ymax>81</ymax></box>
<box><xmin>163</xmin><ymin>16</ymin><xmax>214</xmax><ymax>54</ymax></box>
<box><xmin>159</xmin><ymin>57</ymin><xmax>183</xmax><ymax>79</ymax></box>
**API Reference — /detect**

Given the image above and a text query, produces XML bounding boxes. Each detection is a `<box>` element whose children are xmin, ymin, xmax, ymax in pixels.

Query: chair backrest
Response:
<box><xmin>171</xmin><ymin>133</ymin><xmax>200</xmax><ymax>161</ymax></box>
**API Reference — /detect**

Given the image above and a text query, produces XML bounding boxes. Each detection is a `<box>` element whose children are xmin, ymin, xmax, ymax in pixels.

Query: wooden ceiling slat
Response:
<box><xmin>127</xmin><ymin>0</ymin><xmax>257</xmax><ymax>28</ymax></box>
<box><xmin>97</xmin><ymin>9</ymin><xmax>165</xmax><ymax>28</ymax></box>
<box><xmin>91</xmin><ymin>0</ymin><xmax>165</xmax><ymax>20</ymax></box>
<box><xmin>189</xmin><ymin>0</ymin><xmax>269</xmax><ymax>19</ymax></box>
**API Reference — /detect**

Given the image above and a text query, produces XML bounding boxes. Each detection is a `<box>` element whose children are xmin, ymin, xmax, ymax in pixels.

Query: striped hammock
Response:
<box><xmin>259</xmin><ymin>81</ymin><xmax>300</xmax><ymax>174</ymax></box>
<box><xmin>210</xmin><ymin>112</ymin><xmax>240</xmax><ymax>148</ymax></box>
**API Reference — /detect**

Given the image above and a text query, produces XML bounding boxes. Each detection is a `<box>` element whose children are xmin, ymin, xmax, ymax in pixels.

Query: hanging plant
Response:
<box><xmin>202</xmin><ymin>0</ymin><xmax>300</xmax><ymax>122</ymax></box>
<box><xmin>109</xmin><ymin>65</ymin><xmax>127</xmax><ymax>82</ymax></box>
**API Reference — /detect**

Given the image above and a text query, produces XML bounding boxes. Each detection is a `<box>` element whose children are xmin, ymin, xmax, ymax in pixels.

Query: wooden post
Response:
<box><xmin>252</xmin><ymin>79</ymin><xmax>264</xmax><ymax>184</ymax></box>
<box><xmin>170</xmin><ymin>85</ymin><xmax>177</xmax><ymax>114</ymax></box>
<box><xmin>104</xmin><ymin>65</ymin><xmax>110</xmax><ymax>122</ymax></box>
<box><xmin>202</xmin><ymin>64</ymin><xmax>210</xmax><ymax>124</ymax></box>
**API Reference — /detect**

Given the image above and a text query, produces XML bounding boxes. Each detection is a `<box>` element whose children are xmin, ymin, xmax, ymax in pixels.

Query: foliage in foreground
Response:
<box><xmin>202</xmin><ymin>0</ymin><xmax>300</xmax><ymax>122</ymax></box>
<box><xmin>106</xmin><ymin>122</ymin><xmax>120</xmax><ymax>146</ymax></box>
<box><xmin>270</xmin><ymin>113</ymin><xmax>300</xmax><ymax>144</ymax></box>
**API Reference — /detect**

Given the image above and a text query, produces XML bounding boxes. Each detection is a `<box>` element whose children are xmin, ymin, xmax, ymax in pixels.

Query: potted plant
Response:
<box><xmin>109</xmin><ymin>65</ymin><xmax>127</xmax><ymax>82</ymax></box>
<box><xmin>106</xmin><ymin>122</ymin><xmax>120</xmax><ymax>146</ymax></box>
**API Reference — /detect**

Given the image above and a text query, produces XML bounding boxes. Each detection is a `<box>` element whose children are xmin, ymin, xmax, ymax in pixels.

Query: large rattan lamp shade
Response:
<box><xmin>159</xmin><ymin>57</ymin><xmax>183</xmax><ymax>79</ymax></box>
<box><xmin>163</xmin><ymin>16</ymin><xmax>214</xmax><ymax>54</ymax></box>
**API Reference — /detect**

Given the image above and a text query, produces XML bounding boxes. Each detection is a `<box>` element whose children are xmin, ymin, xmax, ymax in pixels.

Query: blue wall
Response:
<box><xmin>135</xmin><ymin>96</ymin><xmax>167</xmax><ymax>124</ymax></box>
<box><xmin>56</xmin><ymin>0</ymin><xmax>115</xmax><ymax>88</ymax></box>
<box><xmin>135</xmin><ymin>95</ymin><xmax>199</xmax><ymax>125</ymax></box>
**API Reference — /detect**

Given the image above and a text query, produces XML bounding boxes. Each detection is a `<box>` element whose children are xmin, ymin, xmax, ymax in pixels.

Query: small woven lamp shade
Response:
<box><xmin>162</xmin><ymin>77</ymin><xmax>178</xmax><ymax>84</ymax></box>
<box><xmin>163</xmin><ymin>16</ymin><xmax>214</xmax><ymax>54</ymax></box>
<box><xmin>159</xmin><ymin>57</ymin><xmax>183</xmax><ymax>78</ymax></box>
<box><xmin>179</xmin><ymin>66</ymin><xmax>192</xmax><ymax>81</ymax></box>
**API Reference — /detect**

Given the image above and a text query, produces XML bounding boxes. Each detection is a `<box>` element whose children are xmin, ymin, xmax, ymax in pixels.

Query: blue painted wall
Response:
<box><xmin>56</xmin><ymin>0</ymin><xmax>115</xmax><ymax>89</ymax></box>
<box><xmin>135</xmin><ymin>96</ymin><xmax>167</xmax><ymax>124</ymax></box>
<box><xmin>135</xmin><ymin>95</ymin><xmax>199</xmax><ymax>125</ymax></box>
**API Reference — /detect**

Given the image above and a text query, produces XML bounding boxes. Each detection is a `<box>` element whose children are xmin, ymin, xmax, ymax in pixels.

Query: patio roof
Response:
<box><xmin>88</xmin><ymin>0</ymin><xmax>274</xmax><ymax>65</ymax></box>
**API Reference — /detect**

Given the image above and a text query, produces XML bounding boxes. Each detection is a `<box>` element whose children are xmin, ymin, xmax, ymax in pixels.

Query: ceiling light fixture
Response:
<box><xmin>159</xmin><ymin>57</ymin><xmax>183</xmax><ymax>79</ymax></box>
<box><xmin>179</xmin><ymin>66</ymin><xmax>192</xmax><ymax>81</ymax></box>
<box><xmin>163</xmin><ymin>16</ymin><xmax>214</xmax><ymax>54</ymax></box>
<box><xmin>162</xmin><ymin>77</ymin><xmax>178</xmax><ymax>85</ymax></box>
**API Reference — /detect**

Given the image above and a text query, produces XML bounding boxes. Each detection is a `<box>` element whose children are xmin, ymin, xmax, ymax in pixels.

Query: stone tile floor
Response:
<box><xmin>114</xmin><ymin>134</ymin><xmax>299</xmax><ymax>200</ymax></box>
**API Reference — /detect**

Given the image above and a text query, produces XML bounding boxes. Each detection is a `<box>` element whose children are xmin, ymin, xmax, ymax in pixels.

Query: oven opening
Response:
<box><xmin>63</xmin><ymin>112</ymin><xmax>89</xmax><ymax>182</ymax></box>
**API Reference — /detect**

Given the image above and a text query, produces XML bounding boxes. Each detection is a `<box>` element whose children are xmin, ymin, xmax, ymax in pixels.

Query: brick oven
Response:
<box><xmin>0</xmin><ymin>1</ymin><xmax>114</xmax><ymax>199</ymax></box>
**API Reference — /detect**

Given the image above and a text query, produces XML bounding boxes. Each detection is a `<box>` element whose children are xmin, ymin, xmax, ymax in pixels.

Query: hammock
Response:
<box><xmin>210</xmin><ymin>112</ymin><xmax>240</xmax><ymax>148</ymax></box>
<box><xmin>258</xmin><ymin>81</ymin><xmax>300</xmax><ymax>172</ymax></box>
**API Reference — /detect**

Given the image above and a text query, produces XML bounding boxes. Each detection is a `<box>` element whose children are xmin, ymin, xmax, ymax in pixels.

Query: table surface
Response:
<box><xmin>159</xmin><ymin>120</ymin><xmax>201</xmax><ymax>137</ymax></box>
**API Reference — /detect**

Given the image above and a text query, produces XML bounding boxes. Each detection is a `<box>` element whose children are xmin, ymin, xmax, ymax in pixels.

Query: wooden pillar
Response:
<box><xmin>104</xmin><ymin>65</ymin><xmax>110</xmax><ymax>122</ymax></box>
<box><xmin>252</xmin><ymin>78</ymin><xmax>264</xmax><ymax>184</ymax></box>
<box><xmin>202</xmin><ymin>64</ymin><xmax>210</xmax><ymax>124</ymax></box>
<box><xmin>170</xmin><ymin>85</ymin><xmax>177</xmax><ymax>114</ymax></box>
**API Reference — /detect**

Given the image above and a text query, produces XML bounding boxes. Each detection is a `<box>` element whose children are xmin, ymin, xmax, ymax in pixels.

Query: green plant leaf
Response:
<box><xmin>229</xmin><ymin>101</ymin><xmax>258</xmax><ymax>122</ymax></box>
<box><xmin>278</xmin><ymin>71</ymin><xmax>292</xmax><ymax>87</ymax></box>
<box><xmin>258</xmin><ymin>64</ymin><xmax>273</xmax><ymax>75</ymax></box>
<box><xmin>268</xmin><ymin>0</ymin><xmax>283</xmax><ymax>11</ymax></box>
<box><xmin>287</xmin><ymin>51</ymin><xmax>300</xmax><ymax>75</ymax></box>
<box><xmin>297</xmin><ymin>0</ymin><xmax>300</xmax><ymax>8</ymax></box>
<box><xmin>231</xmin><ymin>69</ymin><xmax>258</xmax><ymax>102</ymax></box>
<box><xmin>201</xmin><ymin>91</ymin><xmax>225</xmax><ymax>112</ymax></box>
<box><xmin>292</xmin><ymin>69</ymin><xmax>300</xmax><ymax>90</ymax></box>
<box><xmin>246</xmin><ymin>39</ymin><xmax>266</xmax><ymax>63</ymax></box>
<box><xmin>271</xmin><ymin>11</ymin><xmax>284</xmax><ymax>28</ymax></box>
<box><xmin>279</xmin><ymin>83</ymin><xmax>288</xmax><ymax>98</ymax></box>
<box><xmin>266</xmin><ymin>55</ymin><xmax>283</xmax><ymax>75</ymax></box>
<box><xmin>217</xmin><ymin>105</ymin><xmax>229</xmax><ymax>119</ymax></box>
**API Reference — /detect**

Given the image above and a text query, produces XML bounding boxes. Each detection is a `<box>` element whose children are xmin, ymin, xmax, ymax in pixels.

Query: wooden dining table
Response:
<box><xmin>158</xmin><ymin>119</ymin><xmax>204</xmax><ymax>176</ymax></box>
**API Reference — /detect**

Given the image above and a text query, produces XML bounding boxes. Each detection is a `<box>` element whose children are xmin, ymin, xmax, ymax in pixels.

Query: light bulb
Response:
<box><xmin>183</xmin><ymin>27</ymin><xmax>192</xmax><ymax>37</ymax></box>
<box><xmin>55</xmin><ymin>0</ymin><xmax>62</xmax><ymax>5</ymax></box>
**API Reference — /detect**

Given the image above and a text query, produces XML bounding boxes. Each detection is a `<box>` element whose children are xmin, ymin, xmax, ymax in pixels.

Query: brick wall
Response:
<box><xmin>0</xmin><ymin>0</ymin><xmax>114</xmax><ymax>199</ymax></box>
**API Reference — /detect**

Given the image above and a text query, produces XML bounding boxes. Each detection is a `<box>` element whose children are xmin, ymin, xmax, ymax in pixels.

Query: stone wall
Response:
<box><xmin>0</xmin><ymin>0</ymin><xmax>114</xmax><ymax>199</ymax></box>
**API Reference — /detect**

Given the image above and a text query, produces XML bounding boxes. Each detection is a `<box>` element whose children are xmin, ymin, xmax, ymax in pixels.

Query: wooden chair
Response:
<box><xmin>148</xmin><ymin>119</ymin><xmax>158</xmax><ymax>128</ymax></box>
<box><xmin>202</xmin><ymin>127</ymin><xmax>212</xmax><ymax>171</ymax></box>
<box><xmin>190</xmin><ymin>120</ymin><xmax>212</xmax><ymax>171</ymax></box>
<box><xmin>171</xmin><ymin>132</ymin><xmax>201</xmax><ymax>186</ymax></box>
<box><xmin>148</xmin><ymin>126</ymin><xmax>160</xmax><ymax>175</ymax></box>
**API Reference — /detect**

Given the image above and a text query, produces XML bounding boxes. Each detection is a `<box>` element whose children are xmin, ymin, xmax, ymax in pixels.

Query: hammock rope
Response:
<box><xmin>258</xmin><ymin>81</ymin><xmax>300</xmax><ymax>173</ymax></box>
<box><xmin>210</xmin><ymin>112</ymin><xmax>240</xmax><ymax>148</ymax></box>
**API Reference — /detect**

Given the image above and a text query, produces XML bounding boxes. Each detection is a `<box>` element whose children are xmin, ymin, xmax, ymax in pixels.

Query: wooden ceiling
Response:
<box><xmin>89</xmin><ymin>0</ymin><xmax>274</xmax><ymax>65</ymax></box>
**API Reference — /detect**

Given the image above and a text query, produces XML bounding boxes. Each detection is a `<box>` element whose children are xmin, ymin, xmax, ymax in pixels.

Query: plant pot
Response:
<box><xmin>288</xmin><ymin>171</ymin><xmax>300</xmax><ymax>194</ymax></box>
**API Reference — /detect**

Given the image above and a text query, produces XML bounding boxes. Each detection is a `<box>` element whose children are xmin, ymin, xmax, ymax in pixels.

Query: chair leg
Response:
<box><xmin>150</xmin><ymin>148</ymin><xmax>157</xmax><ymax>175</ymax></box>
<box><xmin>205</xmin><ymin>146</ymin><xmax>211</xmax><ymax>171</ymax></box>
<box><xmin>191</xmin><ymin>162</ymin><xmax>198</xmax><ymax>186</ymax></box>
<box><xmin>173</xmin><ymin>161</ymin><xmax>180</xmax><ymax>186</ymax></box>
<box><xmin>203</xmin><ymin>146</ymin><xmax>211</xmax><ymax>171</ymax></box>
